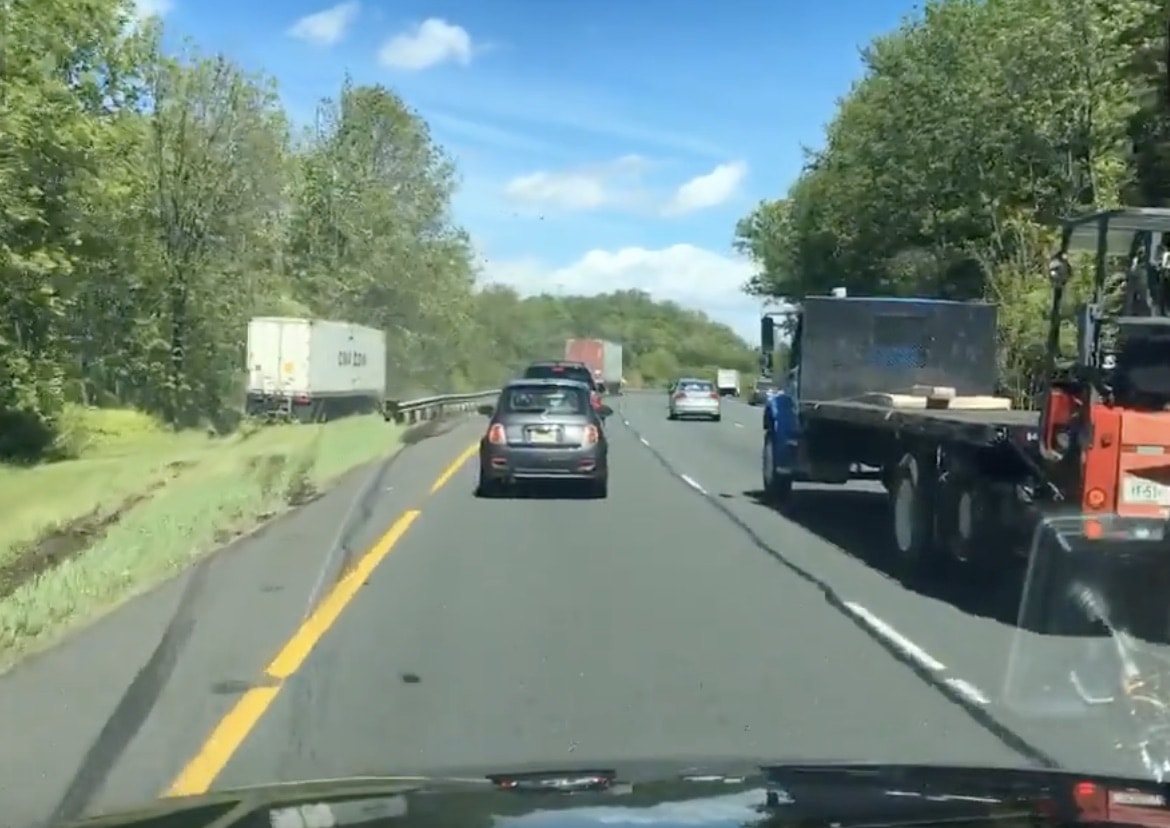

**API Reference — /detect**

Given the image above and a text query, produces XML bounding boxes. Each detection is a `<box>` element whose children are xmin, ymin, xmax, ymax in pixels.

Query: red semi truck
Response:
<box><xmin>565</xmin><ymin>338</ymin><xmax>606</xmax><ymax>392</ymax></box>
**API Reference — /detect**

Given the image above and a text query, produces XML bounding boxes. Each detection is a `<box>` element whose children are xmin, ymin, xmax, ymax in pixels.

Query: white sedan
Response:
<box><xmin>667</xmin><ymin>378</ymin><xmax>722</xmax><ymax>422</ymax></box>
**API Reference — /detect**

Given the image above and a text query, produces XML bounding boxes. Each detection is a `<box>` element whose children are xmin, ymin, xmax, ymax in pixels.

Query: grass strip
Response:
<box><xmin>0</xmin><ymin>408</ymin><xmax>405</xmax><ymax>668</ymax></box>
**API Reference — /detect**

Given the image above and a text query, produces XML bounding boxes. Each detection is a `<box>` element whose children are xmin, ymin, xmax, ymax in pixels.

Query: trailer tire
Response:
<box><xmin>762</xmin><ymin>433</ymin><xmax>793</xmax><ymax>504</ymax></box>
<box><xmin>891</xmin><ymin>454</ymin><xmax>936</xmax><ymax>574</ymax></box>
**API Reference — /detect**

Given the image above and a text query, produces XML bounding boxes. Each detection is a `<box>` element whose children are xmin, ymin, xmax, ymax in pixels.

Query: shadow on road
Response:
<box><xmin>479</xmin><ymin>482</ymin><xmax>600</xmax><ymax>501</ymax></box>
<box><xmin>739</xmin><ymin>486</ymin><xmax>1027</xmax><ymax>630</ymax></box>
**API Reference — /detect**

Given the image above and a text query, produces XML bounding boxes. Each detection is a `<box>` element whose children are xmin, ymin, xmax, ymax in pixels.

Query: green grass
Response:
<box><xmin>0</xmin><ymin>406</ymin><xmax>406</xmax><ymax>669</ymax></box>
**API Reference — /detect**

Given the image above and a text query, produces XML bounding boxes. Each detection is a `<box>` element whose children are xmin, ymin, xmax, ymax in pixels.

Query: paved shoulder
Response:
<box><xmin>0</xmin><ymin>418</ymin><xmax>483</xmax><ymax>828</ymax></box>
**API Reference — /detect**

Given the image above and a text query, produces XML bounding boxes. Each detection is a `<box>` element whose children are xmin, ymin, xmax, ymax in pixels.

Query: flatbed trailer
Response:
<box><xmin>762</xmin><ymin>296</ymin><xmax>1049</xmax><ymax>576</ymax></box>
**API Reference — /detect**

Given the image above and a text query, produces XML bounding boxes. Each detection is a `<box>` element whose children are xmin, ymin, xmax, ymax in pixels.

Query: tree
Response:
<box><xmin>733</xmin><ymin>0</ymin><xmax>1166</xmax><ymax>403</ymax></box>
<box><xmin>0</xmin><ymin>0</ymin><xmax>763</xmax><ymax>462</ymax></box>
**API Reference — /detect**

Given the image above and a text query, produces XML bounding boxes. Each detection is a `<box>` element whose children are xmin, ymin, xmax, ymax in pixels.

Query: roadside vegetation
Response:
<box><xmin>0</xmin><ymin>0</ymin><xmax>753</xmax><ymax>663</ymax></box>
<box><xmin>733</xmin><ymin>0</ymin><xmax>1168</xmax><ymax>404</ymax></box>
<box><xmin>468</xmin><ymin>288</ymin><xmax>760</xmax><ymax>389</ymax></box>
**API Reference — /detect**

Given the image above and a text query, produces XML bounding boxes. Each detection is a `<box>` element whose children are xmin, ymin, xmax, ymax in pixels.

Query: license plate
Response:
<box><xmin>528</xmin><ymin>428</ymin><xmax>558</xmax><ymax>444</ymax></box>
<box><xmin>1122</xmin><ymin>475</ymin><xmax>1170</xmax><ymax>506</ymax></box>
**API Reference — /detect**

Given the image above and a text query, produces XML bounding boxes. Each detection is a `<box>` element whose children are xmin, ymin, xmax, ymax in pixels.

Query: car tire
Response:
<box><xmin>667</xmin><ymin>412</ymin><xmax>677</xmax><ymax>420</ymax></box>
<box><xmin>589</xmin><ymin>477</ymin><xmax>608</xmax><ymax>499</ymax></box>
<box><xmin>712</xmin><ymin>415</ymin><xmax>722</xmax><ymax>422</ymax></box>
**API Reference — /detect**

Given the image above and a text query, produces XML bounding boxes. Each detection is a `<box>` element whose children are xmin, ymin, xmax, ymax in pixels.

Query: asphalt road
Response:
<box><xmin>0</xmin><ymin>393</ymin><xmax>1146</xmax><ymax>828</ymax></box>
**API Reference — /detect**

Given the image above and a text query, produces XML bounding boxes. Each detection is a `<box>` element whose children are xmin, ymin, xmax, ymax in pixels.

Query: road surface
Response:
<box><xmin>0</xmin><ymin>393</ymin><xmax>1138</xmax><ymax>828</ymax></box>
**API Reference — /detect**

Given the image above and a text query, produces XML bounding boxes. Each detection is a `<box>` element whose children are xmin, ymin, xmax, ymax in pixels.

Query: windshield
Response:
<box><xmin>501</xmin><ymin>385</ymin><xmax>589</xmax><ymax>414</ymax></box>
<box><xmin>10</xmin><ymin>2</ymin><xmax>1170</xmax><ymax>826</ymax></box>
<box><xmin>524</xmin><ymin>364</ymin><xmax>596</xmax><ymax>388</ymax></box>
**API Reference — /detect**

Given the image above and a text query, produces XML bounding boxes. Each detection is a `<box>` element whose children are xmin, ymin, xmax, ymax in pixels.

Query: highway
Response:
<box><xmin>0</xmin><ymin>392</ymin><xmax>1140</xmax><ymax>828</ymax></box>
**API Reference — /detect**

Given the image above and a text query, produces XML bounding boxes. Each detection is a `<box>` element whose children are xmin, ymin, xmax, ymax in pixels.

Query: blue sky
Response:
<box><xmin>135</xmin><ymin>0</ymin><xmax>913</xmax><ymax>343</ymax></box>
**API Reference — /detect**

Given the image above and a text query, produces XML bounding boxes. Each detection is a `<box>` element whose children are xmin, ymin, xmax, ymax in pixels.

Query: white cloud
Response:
<box><xmin>503</xmin><ymin>156</ymin><xmax>648</xmax><ymax>213</ymax></box>
<box><xmin>481</xmin><ymin>244</ymin><xmax>762</xmax><ymax>342</ymax></box>
<box><xmin>505</xmin><ymin>171</ymin><xmax>607</xmax><ymax>211</ymax></box>
<box><xmin>663</xmin><ymin>161</ymin><xmax>748</xmax><ymax>215</ymax></box>
<box><xmin>378</xmin><ymin>18</ymin><xmax>475</xmax><ymax>70</ymax></box>
<box><xmin>287</xmin><ymin>2</ymin><xmax>360</xmax><ymax>46</ymax></box>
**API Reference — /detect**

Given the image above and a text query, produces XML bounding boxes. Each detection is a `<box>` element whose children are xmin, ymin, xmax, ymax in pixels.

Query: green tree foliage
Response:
<box><xmin>0</xmin><ymin>0</ymin><xmax>753</xmax><ymax>460</ymax></box>
<box><xmin>456</xmin><ymin>287</ymin><xmax>759</xmax><ymax>390</ymax></box>
<box><xmin>733</xmin><ymin>0</ymin><xmax>1167</xmax><ymax>403</ymax></box>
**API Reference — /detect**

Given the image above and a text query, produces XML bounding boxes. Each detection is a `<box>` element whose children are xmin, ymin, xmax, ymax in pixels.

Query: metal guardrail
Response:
<box><xmin>382</xmin><ymin>385</ymin><xmax>640</xmax><ymax>426</ymax></box>
<box><xmin>383</xmin><ymin>390</ymin><xmax>500</xmax><ymax>425</ymax></box>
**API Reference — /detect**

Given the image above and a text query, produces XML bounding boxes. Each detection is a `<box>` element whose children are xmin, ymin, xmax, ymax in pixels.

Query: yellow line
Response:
<box><xmin>429</xmin><ymin>443</ymin><xmax>478</xmax><ymax>494</ymax></box>
<box><xmin>163</xmin><ymin>508</ymin><xmax>421</xmax><ymax>798</ymax></box>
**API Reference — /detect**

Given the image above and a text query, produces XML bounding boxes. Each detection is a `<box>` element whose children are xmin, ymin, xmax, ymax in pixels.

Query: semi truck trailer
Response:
<box><xmin>246</xmin><ymin>316</ymin><xmax>386</xmax><ymax>422</ymax></box>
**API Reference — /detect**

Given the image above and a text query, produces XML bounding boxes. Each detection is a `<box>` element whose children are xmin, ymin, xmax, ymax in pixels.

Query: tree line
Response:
<box><xmin>3</xmin><ymin>0</ymin><xmax>754</xmax><ymax>461</ymax></box>
<box><xmin>465</xmin><ymin>288</ymin><xmax>760</xmax><ymax>389</ymax></box>
<box><xmin>733</xmin><ymin>0</ymin><xmax>1168</xmax><ymax>403</ymax></box>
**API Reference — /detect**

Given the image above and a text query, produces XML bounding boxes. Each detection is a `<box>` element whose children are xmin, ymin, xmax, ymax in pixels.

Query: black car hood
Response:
<box><xmin>53</xmin><ymin>760</ymin><xmax>1170</xmax><ymax>828</ymax></box>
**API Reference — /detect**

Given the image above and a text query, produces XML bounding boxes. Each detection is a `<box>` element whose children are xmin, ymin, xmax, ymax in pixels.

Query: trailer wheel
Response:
<box><xmin>891</xmin><ymin>454</ymin><xmax>935</xmax><ymax>573</ymax></box>
<box><xmin>949</xmin><ymin>486</ymin><xmax>977</xmax><ymax>563</ymax></box>
<box><xmin>762</xmin><ymin>433</ymin><xmax>793</xmax><ymax>504</ymax></box>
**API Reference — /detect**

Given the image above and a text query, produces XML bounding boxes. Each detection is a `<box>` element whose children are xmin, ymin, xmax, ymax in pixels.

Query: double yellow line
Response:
<box><xmin>163</xmin><ymin>441</ymin><xmax>479</xmax><ymax>797</ymax></box>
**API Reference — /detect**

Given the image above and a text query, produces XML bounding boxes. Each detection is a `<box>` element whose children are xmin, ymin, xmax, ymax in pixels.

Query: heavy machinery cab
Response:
<box><xmin>1040</xmin><ymin>207</ymin><xmax>1170</xmax><ymax>519</ymax></box>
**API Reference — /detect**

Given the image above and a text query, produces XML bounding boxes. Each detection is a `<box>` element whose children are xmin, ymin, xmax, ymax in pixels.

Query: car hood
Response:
<box><xmin>52</xmin><ymin>760</ymin><xmax>1170</xmax><ymax>828</ymax></box>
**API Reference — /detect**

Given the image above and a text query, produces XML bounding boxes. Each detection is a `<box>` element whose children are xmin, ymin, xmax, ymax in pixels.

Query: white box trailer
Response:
<box><xmin>601</xmin><ymin>340</ymin><xmax>624</xmax><ymax>395</ymax></box>
<box><xmin>245</xmin><ymin>317</ymin><xmax>386</xmax><ymax>421</ymax></box>
<box><xmin>716</xmin><ymin>368</ymin><xmax>740</xmax><ymax>397</ymax></box>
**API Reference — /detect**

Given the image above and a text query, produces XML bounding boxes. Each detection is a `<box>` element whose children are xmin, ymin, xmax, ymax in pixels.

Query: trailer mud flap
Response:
<box><xmin>1003</xmin><ymin>512</ymin><xmax>1170</xmax><ymax>719</ymax></box>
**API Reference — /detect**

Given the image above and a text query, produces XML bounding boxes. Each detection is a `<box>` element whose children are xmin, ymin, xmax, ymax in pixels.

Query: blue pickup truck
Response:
<box><xmin>759</xmin><ymin>295</ymin><xmax>1040</xmax><ymax>577</ymax></box>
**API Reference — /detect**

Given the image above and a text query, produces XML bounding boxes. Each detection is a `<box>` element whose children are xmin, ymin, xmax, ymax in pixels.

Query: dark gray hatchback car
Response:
<box><xmin>476</xmin><ymin>378</ymin><xmax>612</xmax><ymax>498</ymax></box>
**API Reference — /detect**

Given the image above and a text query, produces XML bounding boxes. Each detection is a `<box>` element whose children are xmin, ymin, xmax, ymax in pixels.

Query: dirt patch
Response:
<box><xmin>0</xmin><ymin>459</ymin><xmax>197</xmax><ymax>601</ymax></box>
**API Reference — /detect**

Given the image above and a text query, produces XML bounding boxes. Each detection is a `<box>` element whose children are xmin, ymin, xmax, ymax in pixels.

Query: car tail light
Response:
<box><xmin>584</xmin><ymin>425</ymin><xmax>599</xmax><ymax>445</ymax></box>
<box><xmin>673</xmin><ymin>391</ymin><xmax>685</xmax><ymax>400</ymax></box>
<box><xmin>709</xmin><ymin>392</ymin><xmax>719</xmax><ymax>400</ymax></box>
<box><xmin>487</xmin><ymin>423</ymin><xmax>506</xmax><ymax>444</ymax></box>
<box><xmin>591</xmin><ymin>392</ymin><xmax>602</xmax><ymax>409</ymax></box>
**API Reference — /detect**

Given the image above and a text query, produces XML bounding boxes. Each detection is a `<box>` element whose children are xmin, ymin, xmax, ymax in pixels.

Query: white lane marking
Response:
<box><xmin>639</xmin><ymin>437</ymin><xmax>650</xmax><ymax>446</ymax></box>
<box><xmin>945</xmin><ymin>677</ymin><xmax>990</xmax><ymax>705</ymax></box>
<box><xmin>734</xmin><ymin>422</ymin><xmax>744</xmax><ymax>428</ymax></box>
<box><xmin>843</xmin><ymin>601</ymin><xmax>946</xmax><ymax>671</ymax></box>
<box><xmin>680</xmin><ymin>474</ymin><xmax>706</xmax><ymax>494</ymax></box>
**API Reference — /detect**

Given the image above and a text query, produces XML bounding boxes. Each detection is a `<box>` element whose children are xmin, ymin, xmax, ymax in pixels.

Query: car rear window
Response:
<box><xmin>523</xmin><ymin>364</ymin><xmax>595</xmax><ymax>388</ymax></box>
<box><xmin>501</xmin><ymin>385</ymin><xmax>589</xmax><ymax>415</ymax></box>
<box><xmin>679</xmin><ymin>381</ymin><xmax>714</xmax><ymax>393</ymax></box>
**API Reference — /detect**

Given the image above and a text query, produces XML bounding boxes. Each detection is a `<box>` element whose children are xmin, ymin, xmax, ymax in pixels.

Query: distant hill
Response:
<box><xmin>454</xmin><ymin>287</ymin><xmax>760</xmax><ymax>389</ymax></box>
